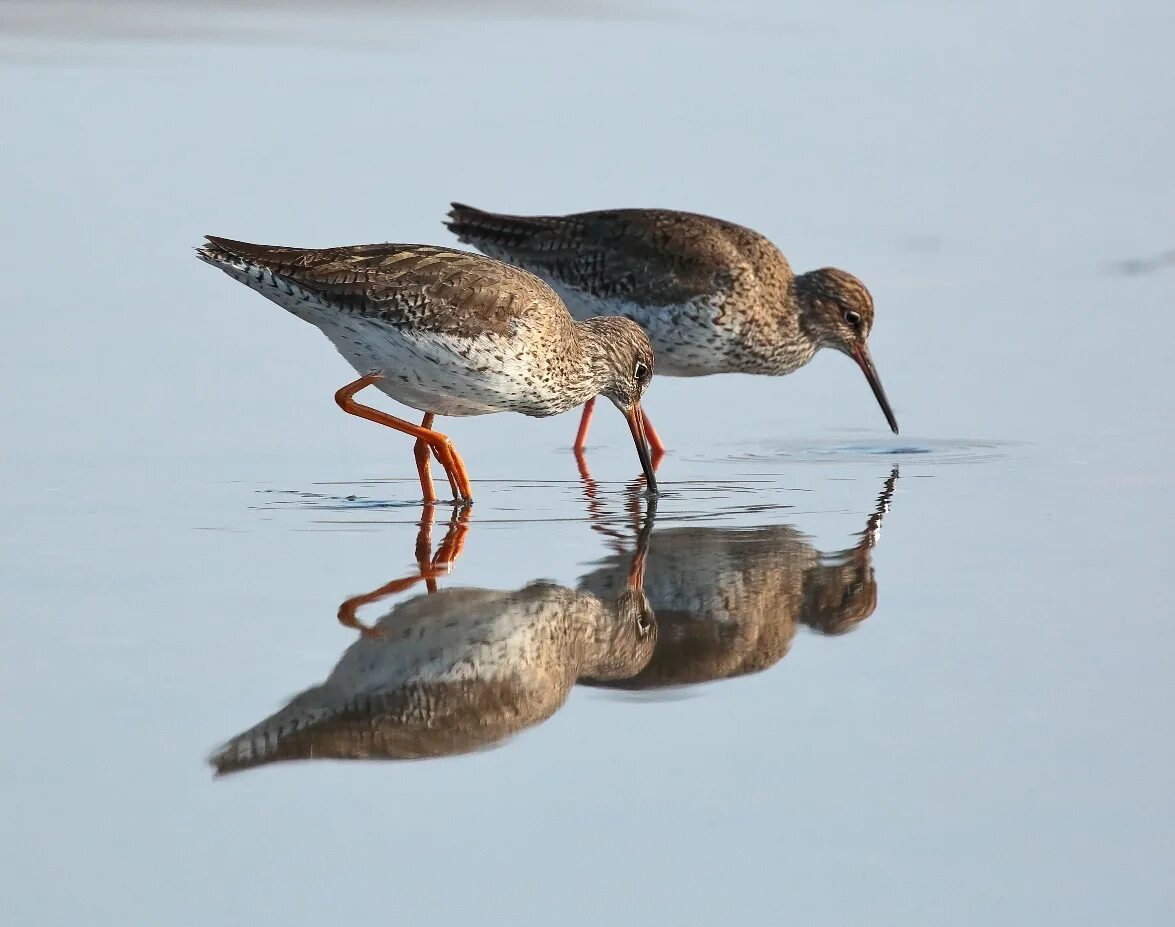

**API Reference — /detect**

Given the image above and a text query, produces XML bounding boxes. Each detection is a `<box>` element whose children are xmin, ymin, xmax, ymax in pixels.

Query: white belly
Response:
<box><xmin>318</xmin><ymin>315</ymin><xmax>537</xmax><ymax>417</ymax></box>
<box><xmin>229</xmin><ymin>262</ymin><xmax>555</xmax><ymax>417</ymax></box>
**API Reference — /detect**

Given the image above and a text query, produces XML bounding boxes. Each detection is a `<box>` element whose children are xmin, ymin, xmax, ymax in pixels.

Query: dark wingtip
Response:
<box><xmin>195</xmin><ymin>236</ymin><xmax>224</xmax><ymax>261</ymax></box>
<box><xmin>200</xmin><ymin>235</ymin><xmax>245</xmax><ymax>261</ymax></box>
<box><xmin>445</xmin><ymin>203</ymin><xmax>482</xmax><ymax>240</ymax></box>
<box><xmin>446</xmin><ymin>201</ymin><xmax>475</xmax><ymax>221</ymax></box>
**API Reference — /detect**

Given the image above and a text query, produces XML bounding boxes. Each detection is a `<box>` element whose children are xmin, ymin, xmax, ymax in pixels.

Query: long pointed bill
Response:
<box><xmin>851</xmin><ymin>345</ymin><xmax>899</xmax><ymax>434</ymax></box>
<box><xmin>624</xmin><ymin>403</ymin><xmax>659</xmax><ymax>494</ymax></box>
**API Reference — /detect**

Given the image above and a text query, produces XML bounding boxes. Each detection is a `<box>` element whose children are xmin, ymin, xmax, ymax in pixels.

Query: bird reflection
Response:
<box><xmin>579</xmin><ymin>467</ymin><xmax>898</xmax><ymax>690</ymax></box>
<box><xmin>210</xmin><ymin>502</ymin><xmax>656</xmax><ymax>775</ymax></box>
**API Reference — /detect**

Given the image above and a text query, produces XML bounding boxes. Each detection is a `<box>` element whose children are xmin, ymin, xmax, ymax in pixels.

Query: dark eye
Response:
<box><xmin>636</xmin><ymin>611</ymin><xmax>653</xmax><ymax>636</ymax></box>
<box><xmin>634</xmin><ymin>361</ymin><xmax>650</xmax><ymax>382</ymax></box>
<box><xmin>843</xmin><ymin>310</ymin><xmax>862</xmax><ymax>329</ymax></box>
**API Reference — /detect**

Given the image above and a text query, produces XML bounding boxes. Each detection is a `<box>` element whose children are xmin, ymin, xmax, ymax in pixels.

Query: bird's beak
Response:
<box><xmin>624</xmin><ymin>403</ymin><xmax>659</xmax><ymax>494</ymax></box>
<box><xmin>851</xmin><ymin>344</ymin><xmax>899</xmax><ymax>434</ymax></box>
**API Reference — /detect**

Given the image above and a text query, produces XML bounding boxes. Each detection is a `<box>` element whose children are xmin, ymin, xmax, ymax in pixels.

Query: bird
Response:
<box><xmin>445</xmin><ymin>203</ymin><xmax>899</xmax><ymax>457</ymax></box>
<box><xmin>197</xmin><ymin>237</ymin><xmax>659</xmax><ymax>504</ymax></box>
<box><xmin>578</xmin><ymin>467</ymin><xmax>897</xmax><ymax>689</ymax></box>
<box><xmin>208</xmin><ymin>503</ymin><xmax>657</xmax><ymax>773</ymax></box>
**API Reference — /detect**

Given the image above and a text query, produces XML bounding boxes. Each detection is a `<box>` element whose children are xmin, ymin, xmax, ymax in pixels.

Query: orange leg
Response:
<box><xmin>573</xmin><ymin>398</ymin><xmax>596</xmax><ymax>452</ymax></box>
<box><xmin>644</xmin><ymin>415</ymin><xmax>666</xmax><ymax>461</ymax></box>
<box><xmin>574</xmin><ymin>397</ymin><xmax>666</xmax><ymax>466</ymax></box>
<box><xmin>414</xmin><ymin>412</ymin><xmax>437</xmax><ymax>505</ymax></box>
<box><xmin>334</xmin><ymin>374</ymin><xmax>473</xmax><ymax>504</ymax></box>
<box><xmin>430</xmin><ymin>436</ymin><xmax>472</xmax><ymax>502</ymax></box>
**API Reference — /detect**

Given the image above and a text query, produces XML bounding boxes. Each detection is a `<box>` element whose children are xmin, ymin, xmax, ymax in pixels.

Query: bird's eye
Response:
<box><xmin>634</xmin><ymin>361</ymin><xmax>650</xmax><ymax>382</ymax></box>
<box><xmin>843</xmin><ymin>310</ymin><xmax>862</xmax><ymax>328</ymax></box>
<box><xmin>636</xmin><ymin>612</ymin><xmax>653</xmax><ymax>636</ymax></box>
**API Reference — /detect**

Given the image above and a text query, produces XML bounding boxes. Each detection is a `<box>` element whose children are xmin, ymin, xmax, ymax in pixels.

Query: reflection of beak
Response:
<box><xmin>626</xmin><ymin>486</ymin><xmax>657</xmax><ymax>589</ymax></box>
<box><xmin>623</xmin><ymin>403</ymin><xmax>659</xmax><ymax>494</ymax></box>
<box><xmin>851</xmin><ymin>345</ymin><xmax>899</xmax><ymax>434</ymax></box>
<box><xmin>627</xmin><ymin>544</ymin><xmax>647</xmax><ymax>590</ymax></box>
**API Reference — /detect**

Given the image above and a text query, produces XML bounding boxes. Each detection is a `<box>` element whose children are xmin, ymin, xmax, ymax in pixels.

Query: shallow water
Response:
<box><xmin>2</xmin><ymin>1</ymin><xmax>1174</xmax><ymax>924</ymax></box>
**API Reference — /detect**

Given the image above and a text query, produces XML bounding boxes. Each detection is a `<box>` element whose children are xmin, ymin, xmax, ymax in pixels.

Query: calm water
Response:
<box><xmin>2</xmin><ymin>1</ymin><xmax>1173</xmax><ymax>924</ymax></box>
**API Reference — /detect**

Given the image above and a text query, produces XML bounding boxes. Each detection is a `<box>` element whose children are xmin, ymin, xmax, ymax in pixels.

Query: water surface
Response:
<box><xmin>2</xmin><ymin>1</ymin><xmax>1173</xmax><ymax>924</ymax></box>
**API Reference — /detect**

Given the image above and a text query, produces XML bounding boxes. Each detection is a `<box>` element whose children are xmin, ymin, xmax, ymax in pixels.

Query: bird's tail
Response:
<box><xmin>444</xmin><ymin>202</ymin><xmax>565</xmax><ymax>258</ymax></box>
<box><xmin>208</xmin><ymin>685</ymin><xmax>341</xmax><ymax>776</ymax></box>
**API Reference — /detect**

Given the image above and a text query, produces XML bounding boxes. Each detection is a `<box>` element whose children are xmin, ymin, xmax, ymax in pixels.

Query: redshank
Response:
<box><xmin>446</xmin><ymin>204</ymin><xmax>899</xmax><ymax>456</ymax></box>
<box><xmin>197</xmin><ymin>237</ymin><xmax>659</xmax><ymax>503</ymax></box>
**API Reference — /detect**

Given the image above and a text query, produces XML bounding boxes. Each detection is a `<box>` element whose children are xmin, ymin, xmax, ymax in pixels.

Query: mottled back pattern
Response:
<box><xmin>446</xmin><ymin>205</ymin><xmax>793</xmax><ymax>309</ymax></box>
<box><xmin>200</xmin><ymin>237</ymin><xmax>568</xmax><ymax>338</ymax></box>
<box><xmin>198</xmin><ymin>237</ymin><xmax>659</xmax><ymax>418</ymax></box>
<box><xmin>445</xmin><ymin>204</ymin><xmax>828</xmax><ymax>377</ymax></box>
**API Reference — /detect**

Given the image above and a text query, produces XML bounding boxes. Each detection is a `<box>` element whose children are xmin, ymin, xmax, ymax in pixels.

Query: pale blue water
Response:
<box><xmin>2</xmin><ymin>1</ymin><xmax>1173</xmax><ymax>924</ymax></box>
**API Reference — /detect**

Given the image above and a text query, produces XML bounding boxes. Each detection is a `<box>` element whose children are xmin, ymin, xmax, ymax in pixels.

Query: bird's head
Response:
<box><xmin>795</xmin><ymin>268</ymin><xmax>898</xmax><ymax>434</ymax></box>
<box><xmin>583</xmin><ymin>316</ymin><xmax>659</xmax><ymax>491</ymax></box>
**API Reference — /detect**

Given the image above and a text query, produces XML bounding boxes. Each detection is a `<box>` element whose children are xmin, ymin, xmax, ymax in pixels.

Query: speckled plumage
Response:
<box><xmin>446</xmin><ymin>203</ymin><xmax>899</xmax><ymax>434</ymax></box>
<box><xmin>578</xmin><ymin>468</ymin><xmax>898</xmax><ymax>689</ymax></box>
<box><xmin>209</xmin><ymin>581</ymin><xmax>655</xmax><ymax>773</ymax></box>
<box><xmin>197</xmin><ymin>237</ymin><xmax>654</xmax><ymax>419</ymax></box>
<box><xmin>197</xmin><ymin>236</ymin><xmax>661</xmax><ymax>500</ymax></box>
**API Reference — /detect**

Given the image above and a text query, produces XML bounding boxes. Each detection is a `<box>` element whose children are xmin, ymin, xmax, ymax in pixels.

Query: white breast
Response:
<box><xmin>227</xmin><ymin>262</ymin><xmax>559</xmax><ymax>417</ymax></box>
<box><xmin>318</xmin><ymin>317</ymin><xmax>541</xmax><ymax>417</ymax></box>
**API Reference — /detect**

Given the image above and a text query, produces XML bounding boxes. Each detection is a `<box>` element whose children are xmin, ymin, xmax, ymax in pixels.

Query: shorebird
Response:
<box><xmin>446</xmin><ymin>204</ymin><xmax>899</xmax><ymax>457</ymax></box>
<box><xmin>579</xmin><ymin>467</ymin><xmax>897</xmax><ymax>689</ymax></box>
<box><xmin>209</xmin><ymin>503</ymin><xmax>656</xmax><ymax>773</ymax></box>
<box><xmin>197</xmin><ymin>237</ymin><xmax>659</xmax><ymax>503</ymax></box>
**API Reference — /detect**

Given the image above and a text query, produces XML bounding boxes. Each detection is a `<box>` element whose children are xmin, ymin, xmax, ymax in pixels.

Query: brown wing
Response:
<box><xmin>202</xmin><ymin>237</ymin><xmax>563</xmax><ymax>337</ymax></box>
<box><xmin>445</xmin><ymin>204</ymin><xmax>789</xmax><ymax>307</ymax></box>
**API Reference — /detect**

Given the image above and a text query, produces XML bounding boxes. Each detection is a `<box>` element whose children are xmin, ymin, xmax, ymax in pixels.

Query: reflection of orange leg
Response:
<box><xmin>573</xmin><ymin>398</ymin><xmax>595</xmax><ymax>452</ymax></box>
<box><xmin>337</xmin><ymin>506</ymin><xmax>471</xmax><ymax>634</ymax></box>
<box><xmin>415</xmin><ymin>507</ymin><xmax>438</xmax><ymax>593</ymax></box>
<box><xmin>432</xmin><ymin>506</ymin><xmax>471</xmax><ymax>568</ymax></box>
<box><xmin>574</xmin><ymin>446</ymin><xmax>595</xmax><ymax>484</ymax></box>
<box><xmin>337</xmin><ymin>572</ymin><xmax>440</xmax><ymax>635</ymax></box>
<box><xmin>576</xmin><ymin>450</ymin><xmax>639</xmax><ymax>551</ymax></box>
<box><xmin>334</xmin><ymin>374</ymin><xmax>473</xmax><ymax>503</ymax></box>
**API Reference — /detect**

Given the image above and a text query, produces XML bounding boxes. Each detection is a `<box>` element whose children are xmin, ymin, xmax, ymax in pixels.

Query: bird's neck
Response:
<box><xmin>568</xmin><ymin>317</ymin><xmax>623</xmax><ymax>402</ymax></box>
<box><xmin>791</xmin><ymin>272</ymin><xmax>837</xmax><ymax>349</ymax></box>
<box><xmin>572</xmin><ymin>589</ymin><xmax>650</xmax><ymax>682</ymax></box>
<box><xmin>745</xmin><ymin>287</ymin><xmax>818</xmax><ymax>375</ymax></box>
